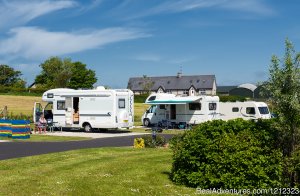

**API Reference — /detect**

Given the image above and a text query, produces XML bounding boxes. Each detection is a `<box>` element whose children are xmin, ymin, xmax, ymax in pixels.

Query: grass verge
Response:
<box><xmin>0</xmin><ymin>147</ymin><xmax>195</xmax><ymax>195</ymax></box>
<box><xmin>0</xmin><ymin>134</ymin><xmax>90</xmax><ymax>142</ymax></box>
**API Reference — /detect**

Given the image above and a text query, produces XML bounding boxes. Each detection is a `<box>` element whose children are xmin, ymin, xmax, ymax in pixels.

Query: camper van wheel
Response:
<box><xmin>143</xmin><ymin>119</ymin><xmax>151</xmax><ymax>127</ymax></box>
<box><xmin>84</xmin><ymin>123</ymin><xmax>92</xmax><ymax>132</ymax></box>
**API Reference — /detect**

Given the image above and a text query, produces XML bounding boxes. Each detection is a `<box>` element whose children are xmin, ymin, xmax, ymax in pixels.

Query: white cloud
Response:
<box><xmin>0</xmin><ymin>26</ymin><xmax>149</xmax><ymax>59</ymax></box>
<box><xmin>79</xmin><ymin>0</ymin><xmax>102</xmax><ymax>12</ymax></box>
<box><xmin>133</xmin><ymin>54</ymin><xmax>161</xmax><ymax>62</ymax></box>
<box><xmin>0</xmin><ymin>0</ymin><xmax>77</xmax><ymax>29</ymax></box>
<box><xmin>220</xmin><ymin>0</ymin><xmax>275</xmax><ymax>16</ymax></box>
<box><xmin>127</xmin><ymin>0</ymin><xmax>275</xmax><ymax>19</ymax></box>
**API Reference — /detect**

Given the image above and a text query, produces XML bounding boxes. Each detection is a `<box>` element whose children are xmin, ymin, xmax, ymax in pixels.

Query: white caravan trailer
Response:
<box><xmin>141</xmin><ymin>93</ymin><xmax>219</xmax><ymax>127</ymax></box>
<box><xmin>219</xmin><ymin>101</ymin><xmax>271</xmax><ymax>121</ymax></box>
<box><xmin>34</xmin><ymin>87</ymin><xmax>134</xmax><ymax>131</ymax></box>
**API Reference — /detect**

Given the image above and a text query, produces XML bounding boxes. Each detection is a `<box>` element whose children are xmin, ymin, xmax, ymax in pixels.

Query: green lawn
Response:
<box><xmin>0</xmin><ymin>135</ymin><xmax>90</xmax><ymax>142</ymax></box>
<box><xmin>0</xmin><ymin>147</ymin><xmax>196</xmax><ymax>195</ymax></box>
<box><xmin>134</xmin><ymin>103</ymin><xmax>149</xmax><ymax>126</ymax></box>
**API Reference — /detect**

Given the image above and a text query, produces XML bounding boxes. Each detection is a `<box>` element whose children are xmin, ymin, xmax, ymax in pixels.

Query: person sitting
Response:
<box><xmin>38</xmin><ymin>114</ymin><xmax>47</xmax><ymax>134</ymax></box>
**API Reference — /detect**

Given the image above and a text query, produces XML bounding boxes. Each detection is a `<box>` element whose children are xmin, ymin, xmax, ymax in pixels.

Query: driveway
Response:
<box><xmin>0</xmin><ymin>134</ymin><xmax>174</xmax><ymax>160</ymax></box>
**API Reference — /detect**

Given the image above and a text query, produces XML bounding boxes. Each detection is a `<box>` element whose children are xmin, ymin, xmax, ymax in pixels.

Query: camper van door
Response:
<box><xmin>33</xmin><ymin>102</ymin><xmax>43</xmax><ymax>123</ymax></box>
<box><xmin>208</xmin><ymin>102</ymin><xmax>218</xmax><ymax>120</ymax></box>
<box><xmin>65</xmin><ymin>97</ymin><xmax>73</xmax><ymax>126</ymax></box>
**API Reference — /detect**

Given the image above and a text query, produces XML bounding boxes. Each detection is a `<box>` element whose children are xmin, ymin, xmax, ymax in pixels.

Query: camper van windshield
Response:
<box><xmin>148</xmin><ymin>105</ymin><xmax>157</xmax><ymax>113</ymax></box>
<box><xmin>258</xmin><ymin>107</ymin><xmax>269</xmax><ymax>114</ymax></box>
<box><xmin>45</xmin><ymin>103</ymin><xmax>53</xmax><ymax>110</ymax></box>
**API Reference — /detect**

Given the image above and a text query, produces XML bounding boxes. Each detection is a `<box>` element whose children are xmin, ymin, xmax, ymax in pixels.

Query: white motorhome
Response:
<box><xmin>219</xmin><ymin>101</ymin><xmax>271</xmax><ymax>120</ymax></box>
<box><xmin>34</xmin><ymin>87</ymin><xmax>134</xmax><ymax>131</ymax></box>
<box><xmin>141</xmin><ymin>93</ymin><xmax>219</xmax><ymax>127</ymax></box>
<box><xmin>141</xmin><ymin>93</ymin><xmax>272</xmax><ymax>127</ymax></box>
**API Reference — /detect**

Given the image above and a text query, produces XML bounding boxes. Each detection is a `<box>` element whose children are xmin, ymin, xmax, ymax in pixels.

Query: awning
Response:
<box><xmin>145</xmin><ymin>97</ymin><xmax>202</xmax><ymax>105</ymax></box>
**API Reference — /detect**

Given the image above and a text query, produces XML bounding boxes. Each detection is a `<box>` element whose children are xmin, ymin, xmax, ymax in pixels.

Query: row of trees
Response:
<box><xmin>0</xmin><ymin>57</ymin><xmax>98</xmax><ymax>90</ymax></box>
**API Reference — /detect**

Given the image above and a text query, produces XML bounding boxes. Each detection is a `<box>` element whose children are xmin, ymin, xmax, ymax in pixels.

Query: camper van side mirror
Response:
<box><xmin>146</xmin><ymin>109</ymin><xmax>150</xmax><ymax>114</ymax></box>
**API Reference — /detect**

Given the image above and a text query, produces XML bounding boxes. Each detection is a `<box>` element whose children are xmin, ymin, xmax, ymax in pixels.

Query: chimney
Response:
<box><xmin>177</xmin><ymin>66</ymin><xmax>183</xmax><ymax>78</ymax></box>
<box><xmin>177</xmin><ymin>72</ymin><xmax>182</xmax><ymax>78</ymax></box>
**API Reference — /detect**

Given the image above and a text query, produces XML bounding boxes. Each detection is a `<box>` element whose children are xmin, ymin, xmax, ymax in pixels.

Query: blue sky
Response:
<box><xmin>0</xmin><ymin>0</ymin><xmax>299</xmax><ymax>88</ymax></box>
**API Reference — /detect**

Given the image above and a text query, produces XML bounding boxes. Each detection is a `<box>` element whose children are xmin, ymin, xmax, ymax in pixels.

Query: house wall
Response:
<box><xmin>132</xmin><ymin>89</ymin><xmax>215</xmax><ymax>96</ymax></box>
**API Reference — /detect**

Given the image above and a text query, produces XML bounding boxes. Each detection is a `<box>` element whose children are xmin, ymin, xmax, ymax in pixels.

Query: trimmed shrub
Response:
<box><xmin>170</xmin><ymin>119</ymin><xmax>283</xmax><ymax>189</ymax></box>
<box><xmin>142</xmin><ymin>135</ymin><xmax>166</xmax><ymax>148</ymax></box>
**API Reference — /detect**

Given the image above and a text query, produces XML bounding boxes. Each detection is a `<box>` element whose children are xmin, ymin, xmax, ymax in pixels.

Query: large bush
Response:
<box><xmin>170</xmin><ymin>119</ymin><xmax>283</xmax><ymax>189</ymax></box>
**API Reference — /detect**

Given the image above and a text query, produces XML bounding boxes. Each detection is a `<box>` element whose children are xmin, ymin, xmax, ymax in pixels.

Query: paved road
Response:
<box><xmin>0</xmin><ymin>134</ymin><xmax>174</xmax><ymax>160</ymax></box>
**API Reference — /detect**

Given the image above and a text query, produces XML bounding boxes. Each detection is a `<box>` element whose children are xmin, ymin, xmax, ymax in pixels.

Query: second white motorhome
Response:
<box><xmin>141</xmin><ymin>93</ymin><xmax>271</xmax><ymax>127</ymax></box>
<box><xmin>34</xmin><ymin>87</ymin><xmax>134</xmax><ymax>131</ymax></box>
<box><xmin>219</xmin><ymin>101</ymin><xmax>271</xmax><ymax>120</ymax></box>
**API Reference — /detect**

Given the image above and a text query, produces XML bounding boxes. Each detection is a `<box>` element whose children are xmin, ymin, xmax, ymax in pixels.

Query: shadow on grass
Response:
<box><xmin>162</xmin><ymin>170</ymin><xmax>172</xmax><ymax>181</ymax></box>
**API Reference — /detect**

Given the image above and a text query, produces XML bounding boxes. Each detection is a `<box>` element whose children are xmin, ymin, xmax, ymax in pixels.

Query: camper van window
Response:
<box><xmin>148</xmin><ymin>96</ymin><xmax>156</xmax><ymax>101</ymax></box>
<box><xmin>189</xmin><ymin>103</ymin><xmax>201</xmax><ymax>110</ymax></box>
<box><xmin>232</xmin><ymin>107</ymin><xmax>239</xmax><ymax>112</ymax></box>
<box><xmin>209</xmin><ymin>103</ymin><xmax>217</xmax><ymax>110</ymax></box>
<box><xmin>246</xmin><ymin>107</ymin><xmax>256</xmax><ymax>115</ymax></box>
<box><xmin>160</xmin><ymin>105</ymin><xmax>166</xmax><ymax>109</ymax></box>
<box><xmin>258</xmin><ymin>107</ymin><xmax>269</xmax><ymax>114</ymax></box>
<box><xmin>47</xmin><ymin>93</ymin><xmax>54</xmax><ymax>98</ymax></box>
<box><xmin>118</xmin><ymin>99</ymin><xmax>125</xmax><ymax>108</ymax></box>
<box><xmin>57</xmin><ymin>101</ymin><xmax>65</xmax><ymax>110</ymax></box>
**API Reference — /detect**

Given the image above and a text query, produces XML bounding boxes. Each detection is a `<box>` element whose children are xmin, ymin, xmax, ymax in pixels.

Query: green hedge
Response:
<box><xmin>219</xmin><ymin>95</ymin><xmax>247</xmax><ymax>102</ymax></box>
<box><xmin>170</xmin><ymin>119</ymin><xmax>283</xmax><ymax>189</ymax></box>
<box><xmin>0</xmin><ymin>86</ymin><xmax>46</xmax><ymax>96</ymax></box>
<box><xmin>134</xmin><ymin>94</ymin><xmax>149</xmax><ymax>103</ymax></box>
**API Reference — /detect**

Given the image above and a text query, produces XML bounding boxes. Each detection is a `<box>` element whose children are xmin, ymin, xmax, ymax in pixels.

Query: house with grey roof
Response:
<box><xmin>127</xmin><ymin>73</ymin><xmax>217</xmax><ymax>96</ymax></box>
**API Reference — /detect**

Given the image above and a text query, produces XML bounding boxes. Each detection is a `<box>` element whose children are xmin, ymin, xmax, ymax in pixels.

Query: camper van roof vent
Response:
<box><xmin>96</xmin><ymin>86</ymin><xmax>106</xmax><ymax>91</ymax></box>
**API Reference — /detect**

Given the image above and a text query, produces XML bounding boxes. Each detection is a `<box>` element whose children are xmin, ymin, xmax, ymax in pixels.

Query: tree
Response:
<box><xmin>67</xmin><ymin>61</ymin><xmax>97</xmax><ymax>89</ymax></box>
<box><xmin>35</xmin><ymin>57</ymin><xmax>72</xmax><ymax>88</ymax></box>
<box><xmin>35</xmin><ymin>57</ymin><xmax>97</xmax><ymax>89</ymax></box>
<box><xmin>0</xmin><ymin>64</ymin><xmax>24</xmax><ymax>87</ymax></box>
<box><xmin>142</xmin><ymin>75</ymin><xmax>154</xmax><ymax>94</ymax></box>
<box><xmin>263</xmin><ymin>39</ymin><xmax>300</xmax><ymax>185</ymax></box>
